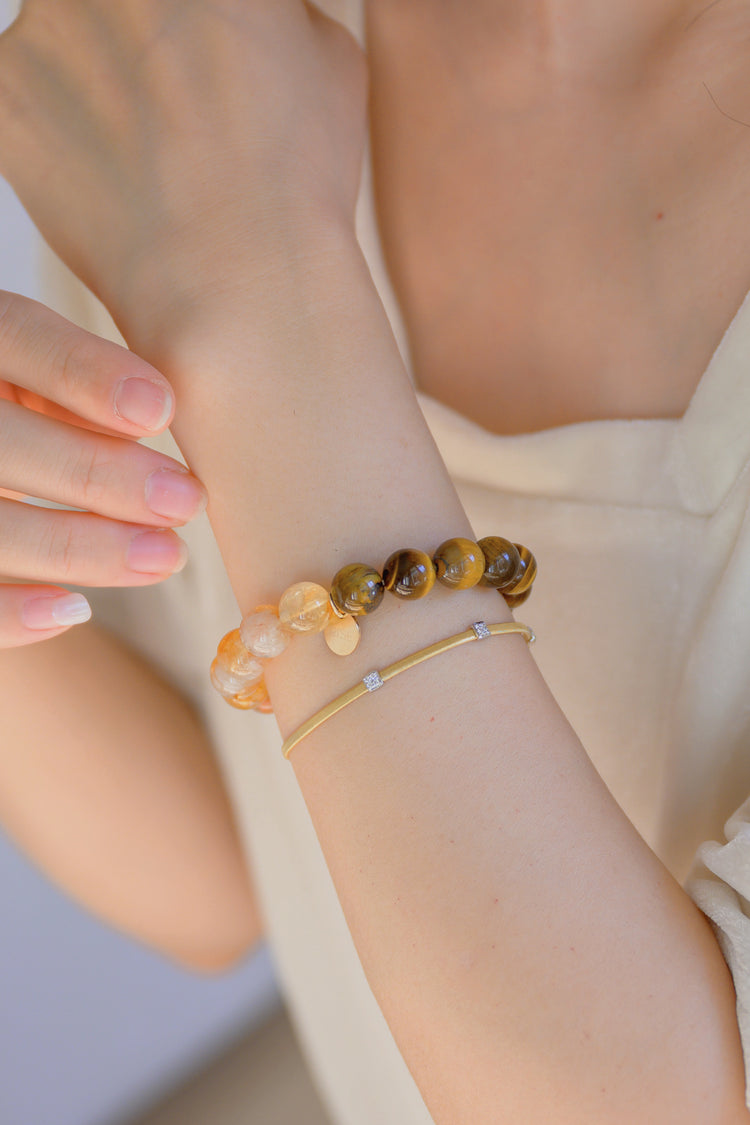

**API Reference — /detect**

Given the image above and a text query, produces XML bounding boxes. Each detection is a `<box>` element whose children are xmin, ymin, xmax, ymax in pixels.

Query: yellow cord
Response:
<box><xmin>282</xmin><ymin>620</ymin><xmax>535</xmax><ymax>759</ymax></box>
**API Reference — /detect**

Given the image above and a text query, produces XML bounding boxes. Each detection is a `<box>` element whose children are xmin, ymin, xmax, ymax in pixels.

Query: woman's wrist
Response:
<box><xmin>118</xmin><ymin>205</ymin><xmax>362</xmax><ymax>370</ymax></box>
<box><xmin>134</xmin><ymin>205</ymin><xmax>466</xmax><ymax>596</ymax></box>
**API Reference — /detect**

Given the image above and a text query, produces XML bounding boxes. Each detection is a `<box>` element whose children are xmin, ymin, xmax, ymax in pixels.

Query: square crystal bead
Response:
<box><xmin>471</xmin><ymin>621</ymin><xmax>491</xmax><ymax>640</ymax></box>
<box><xmin>363</xmin><ymin>670</ymin><xmax>385</xmax><ymax>692</ymax></box>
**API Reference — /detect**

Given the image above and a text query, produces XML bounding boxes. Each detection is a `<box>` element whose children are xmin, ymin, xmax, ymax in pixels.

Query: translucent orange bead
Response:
<box><xmin>240</xmin><ymin>607</ymin><xmax>290</xmax><ymax>658</ymax></box>
<box><xmin>211</xmin><ymin>631</ymin><xmax>264</xmax><ymax>697</ymax></box>
<box><xmin>211</xmin><ymin>660</ymin><xmax>257</xmax><ymax>697</ymax></box>
<box><xmin>330</xmin><ymin>563</ymin><xmax>384</xmax><ymax>616</ymax></box>
<box><xmin>228</xmin><ymin>679</ymin><xmax>270</xmax><ymax>711</ymax></box>
<box><xmin>478</xmin><ymin>536</ymin><xmax>522</xmax><ymax>590</ymax></box>
<box><xmin>324</xmin><ymin>613</ymin><xmax>361</xmax><ymax>655</ymax></box>
<box><xmin>382</xmin><ymin>548</ymin><xmax>436</xmax><ymax>599</ymax></box>
<box><xmin>278</xmin><ymin>582</ymin><xmax>332</xmax><ymax>633</ymax></box>
<box><xmin>433</xmin><ymin>537</ymin><xmax>485</xmax><ymax>590</ymax></box>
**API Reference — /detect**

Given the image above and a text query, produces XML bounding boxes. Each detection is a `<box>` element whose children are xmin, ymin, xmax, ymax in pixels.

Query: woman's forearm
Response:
<box><xmin>0</xmin><ymin>623</ymin><xmax>262</xmax><ymax>971</ymax></box>
<box><xmin>145</xmin><ymin>220</ymin><xmax>747</xmax><ymax>1123</ymax></box>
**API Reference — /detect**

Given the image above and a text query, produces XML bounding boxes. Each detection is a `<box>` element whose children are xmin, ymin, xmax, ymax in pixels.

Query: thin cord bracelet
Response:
<box><xmin>281</xmin><ymin>620</ymin><xmax>535</xmax><ymax>759</ymax></box>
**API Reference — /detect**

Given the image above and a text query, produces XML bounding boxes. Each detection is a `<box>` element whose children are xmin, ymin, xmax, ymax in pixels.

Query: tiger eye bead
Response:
<box><xmin>330</xmin><ymin>564</ymin><xmax>385</xmax><ymax>616</ymax></box>
<box><xmin>240</xmin><ymin>606</ymin><xmax>290</xmax><ymax>658</ymax></box>
<box><xmin>478</xmin><ymin>536</ymin><xmax>523</xmax><ymax>590</ymax></box>
<box><xmin>228</xmin><ymin>679</ymin><xmax>270</xmax><ymax>711</ymax></box>
<box><xmin>279</xmin><ymin>582</ymin><xmax>332</xmax><ymax>633</ymax></box>
<box><xmin>433</xmin><ymin>537</ymin><xmax>485</xmax><ymax>590</ymax></box>
<box><xmin>503</xmin><ymin>586</ymin><xmax>533</xmax><ymax>610</ymax></box>
<box><xmin>504</xmin><ymin>543</ymin><xmax>537</xmax><ymax>596</ymax></box>
<box><xmin>382</xmin><ymin>548</ymin><xmax>436</xmax><ymax>599</ymax></box>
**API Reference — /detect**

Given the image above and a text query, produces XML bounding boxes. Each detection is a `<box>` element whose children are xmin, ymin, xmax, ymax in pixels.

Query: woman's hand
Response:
<box><xmin>0</xmin><ymin>1</ymin><xmax>368</xmax><ymax>356</ymax></box>
<box><xmin>0</xmin><ymin>291</ymin><xmax>206</xmax><ymax>648</ymax></box>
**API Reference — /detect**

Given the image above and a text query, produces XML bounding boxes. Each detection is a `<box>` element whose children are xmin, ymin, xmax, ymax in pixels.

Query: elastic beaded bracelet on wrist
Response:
<box><xmin>210</xmin><ymin>535</ymin><xmax>537</xmax><ymax>712</ymax></box>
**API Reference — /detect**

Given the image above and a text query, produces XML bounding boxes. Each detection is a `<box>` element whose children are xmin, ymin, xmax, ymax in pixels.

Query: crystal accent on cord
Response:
<box><xmin>471</xmin><ymin>621</ymin><xmax>491</xmax><ymax>640</ymax></box>
<box><xmin>363</xmin><ymin>671</ymin><xmax>385</xmax><ymax>692</ymax></box>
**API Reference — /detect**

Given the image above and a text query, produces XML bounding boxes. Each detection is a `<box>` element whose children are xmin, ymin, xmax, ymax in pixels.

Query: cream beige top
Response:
<box><xmin>35</xmin><ymin>0</ymin><xmax>750</xmax><ymax>1117</ymax></box>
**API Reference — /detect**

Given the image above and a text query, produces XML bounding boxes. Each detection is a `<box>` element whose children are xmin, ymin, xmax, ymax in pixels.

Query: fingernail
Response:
<box><xmin>114</xmin><ymin>377</ymin><xmax>174</xmax><ymax>431</ymax></box>
<box><xmin>145</xmin><ymin>468</ymin><xmax>208</xmax><ymax>522</ymax></box>
<box><xmin>127</xmin><ymin>529</ymin><xmax>188</xmax><ymax>574</ymax></box>
<box><xmin>23</xmin><ymin>593</ymin><xmax>92</xmax><ymax>630</ymax></box>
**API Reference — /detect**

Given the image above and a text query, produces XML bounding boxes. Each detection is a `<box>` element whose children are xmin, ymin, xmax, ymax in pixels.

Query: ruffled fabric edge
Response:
<box><xmin>685</xmin><ymin>796</ymin><xmax>750</xmax><ymax>1109</ymax></box>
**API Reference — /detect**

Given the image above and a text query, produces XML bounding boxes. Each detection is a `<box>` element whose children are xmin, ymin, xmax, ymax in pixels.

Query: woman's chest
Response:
<box><xmin>364</xmin><ymin>2</ymin><xmax>750</xmax><ymax>435</ymax></box>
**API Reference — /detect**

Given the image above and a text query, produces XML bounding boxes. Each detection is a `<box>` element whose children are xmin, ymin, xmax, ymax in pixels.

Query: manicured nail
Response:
<box><xmin>23</xmin><ymin>593</ymin><xmax>92</xmax><ymax>630</ymax></box>
<box><xmin>127</xmin><ymin>529</ymin><xmax>188</xmax><ymax>574</ymax></box>
<box><xmin>114</xmin><ymin>377</ymin><xmax>174</xmax><ymax>431</ymax></box>
<box><xmin>145</xmin><ymin>468</ymin><xmax>208</xmax><ymax>522</ymax></box>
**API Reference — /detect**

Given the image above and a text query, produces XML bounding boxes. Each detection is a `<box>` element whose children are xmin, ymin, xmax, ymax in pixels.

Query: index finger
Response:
<box><xmin>0</xmin><ymin>290</ymin><xmax>175</xmax><ymax>436</ymax></box>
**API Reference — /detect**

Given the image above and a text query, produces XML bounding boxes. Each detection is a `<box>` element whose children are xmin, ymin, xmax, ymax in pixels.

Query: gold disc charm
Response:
<box><xmin>324</xmin><ymin>613</ymin><xmax>361</xmax><ymax>656</ymax></box>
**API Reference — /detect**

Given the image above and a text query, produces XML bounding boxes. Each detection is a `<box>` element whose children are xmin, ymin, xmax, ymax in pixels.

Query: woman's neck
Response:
<box><xmin>377</xmin><ymin>0</ymin><xmax>724</xmax><ymax>84</ymax></box>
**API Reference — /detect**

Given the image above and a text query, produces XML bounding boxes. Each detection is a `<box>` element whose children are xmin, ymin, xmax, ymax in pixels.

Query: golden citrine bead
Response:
<box><xmin>324</xmin><ymin>613</ymin><xmax>361</xmax><ymax>655</ymax></box>
<box><xmin>433</xmin><ymin>537</ymin><xmax>485</xmax><ymax>590</ymax></box>
<box><xmin>505</xmin><ymin>543</ymin><xmax>537</xmax><ymax>596</ymax></box>
<box><xmin>211</xmin><ymin>632</ymin><xmax>264</xmax><ymax>697</ymax></box>
<box><xmin>278</xmin><ymin>582</ymin><xmax>332</xmax><ymax>633</ymax></box>
<box><xmin>240</xmin><ymin>606</ymin><xmax>290</xmax><ymax>658</ymax></box>
<box><xmin>228</xmin><ymin>679</ymin><xmax>270</xmax><ymax>711</ymax></box>
<box><xmin>215</xmin><ymin>629</ymin><xmax>264</xmax><ymax>679</ymax></box>
<box><xmin>211</xmin><ymin>658</ymin><xmax>263</xmax><ymax>698</ymax></box>
<box><xmin>330</xmin><ymin>563</ymin><xmax>384</xmax><ymax>616</ymax></box>
<box><xmin>382</xmin><ymin>548</ymin><xmax>436</xmax><ymax>599</ymax></box>
<box><xmin>477</xmin><ymin>536</ymin><xmax>522</xmax><ymax>590</ymax></box>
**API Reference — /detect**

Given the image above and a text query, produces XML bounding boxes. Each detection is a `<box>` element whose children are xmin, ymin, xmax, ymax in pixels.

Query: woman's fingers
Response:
<box><xmin>0</xmin><ymin>584</ymin><xmax>92</xmax><ymax>648</ymax></box>
<box><xmin>0</xmin><ymin>498</ymin><xmax>188</xmax><ymax>587</ymax></box>
<box><xmin>0</xmin><ymin>290</ymin><xmax>174</xmax><ymax>435</ymax></box>
<box><xmin>0</xmin><ymin>292</ymin><xmax>205</xmax><ymax>646</ymax></box>
<box><xmin>0</xmin><ymin>399</ymin><xmax>207</xmax><ymax>525</ymax></box>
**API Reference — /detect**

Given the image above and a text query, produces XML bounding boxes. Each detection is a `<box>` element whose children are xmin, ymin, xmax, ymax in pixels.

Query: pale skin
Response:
<box><xmin>0</xmin><ymin>1</ymin><xmax>749</xmax><ymax>1121</ymax></box>
<box><xmin>0</xmin><ymin>295</ymin><xmax>260</xmax><ymax>970</ymax></box>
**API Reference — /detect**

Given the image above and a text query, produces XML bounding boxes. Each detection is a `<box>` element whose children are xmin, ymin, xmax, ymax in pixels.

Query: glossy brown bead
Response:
<box><xmin>477</xmin><ymin>536</ymin><xmax>522</xmax><ymax>590</ymax></box>
<box><xmin>432</xmin><ymin>537</ymin><xmax>485</xmax><ymax>590</ymax></box>
<box><xmin>330</xmin><ymin>563</ymin><xmax>385</xmax><ymax>616</ymax></box>
<box><xmin>504</xmin><ymin>543</ymin><xmax>537</xmax><ymax>596</ymax></box>
<box><xmin>503</xmin><ymin>586</ymin><xmax>533</xmax><ymax>610</ymax></box>
<box><xmin>382</xmin><ymin>548</ymin><xmax>436</xmax><ymax>599</ymax></box>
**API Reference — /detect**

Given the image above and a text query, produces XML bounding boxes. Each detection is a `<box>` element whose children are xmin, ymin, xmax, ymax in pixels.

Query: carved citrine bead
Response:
<box><xmin>330</xmin><ymin>564</ymin><xmax>385</xmax><ymax>616</ymax></box>
<box><xmin>382</xmin><ymin>548</ymin><xmax>436</xmax><ymax>599</ymax></box>
<box><xmin>228</xmin><ymin>679</ymin><xmax>270</xmax><ymax>711</ymax></box>
<box><xmin>433</xmin><ymin>537</ymin><xmax>485</xmax><ymax>589</ymax></box>
<box><xmin>212</xmin><ymin>630</ymin><xmax>264</xmax><ymax>696</ymax></box>
<box><xmin>240</xmin><ymin>605</ymin><xmax>290</xmax><ymax>658</ymax></box>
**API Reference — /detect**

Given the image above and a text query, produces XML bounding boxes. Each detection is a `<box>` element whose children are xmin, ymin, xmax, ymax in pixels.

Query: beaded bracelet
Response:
<box><xmin>281</xmin><ymin>620</ymin><xmax>535</xmax><ymax>759</ymax></box>
<box><xmin>210</xmin><ymin>535</ymin><xmax>537</xmax><ymax>713</ymax></box>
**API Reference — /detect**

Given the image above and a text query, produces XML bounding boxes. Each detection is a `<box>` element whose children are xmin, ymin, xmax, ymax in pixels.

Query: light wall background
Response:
<box><xmin>0</xmin><ymin>5</ymin><xmax>281</xmax><ymax>1122</ymax></box>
